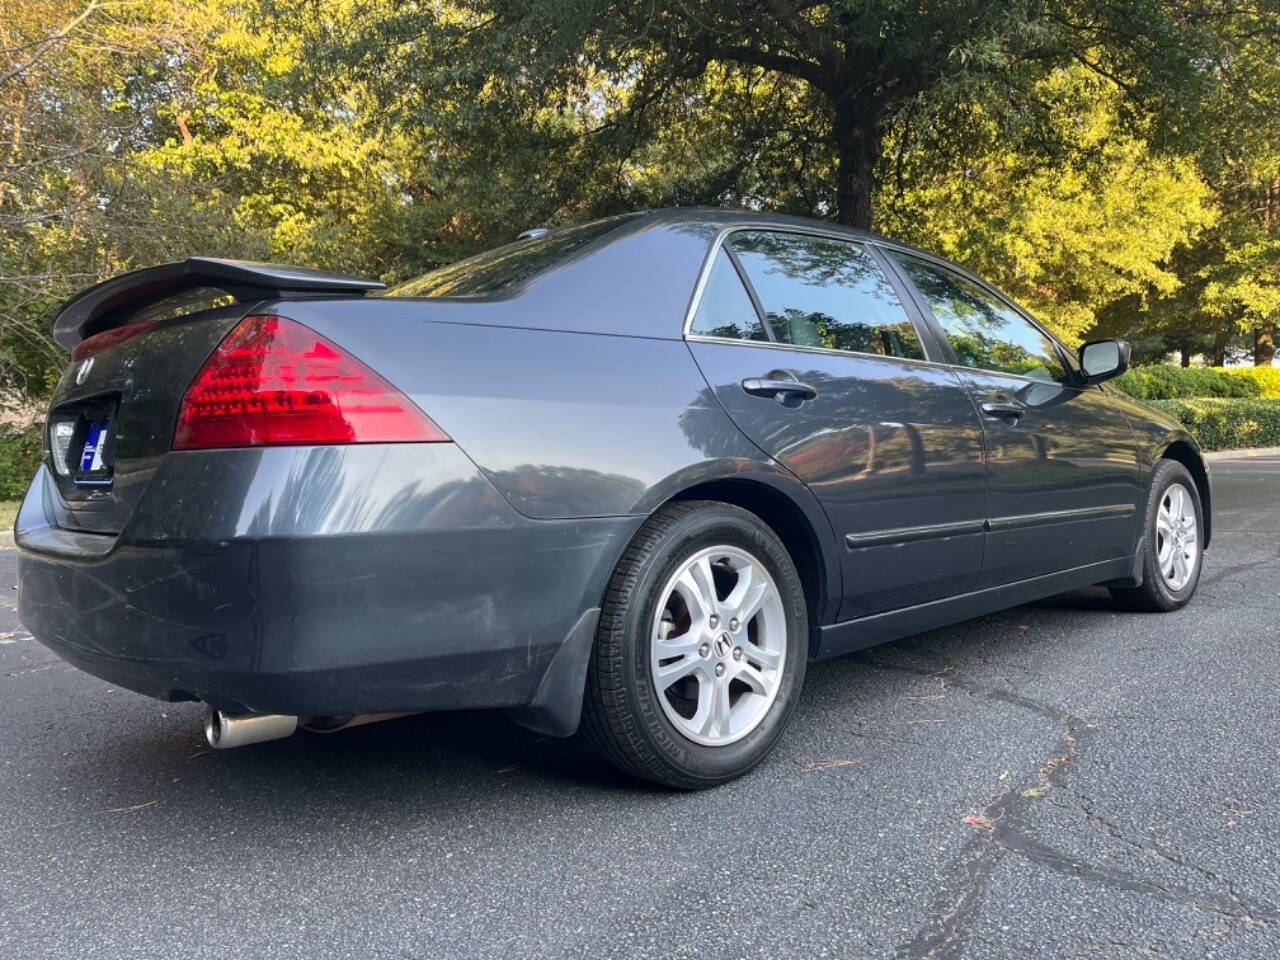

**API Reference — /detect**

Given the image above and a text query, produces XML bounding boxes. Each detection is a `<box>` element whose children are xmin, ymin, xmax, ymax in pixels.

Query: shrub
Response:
<box><xmin>1221</xmin><ymin>366</ymin><xmax>1280</xmax><ymax>398</ymax></box>
<box><xmin>1147</xmin><ymin>398</ymin><xmax>1280</xmax><ymax>451</ymax></box>
<box><xmin>1114</xmin><ymin>366</ymin><xmax>1261</xmax><ymax>400</ymax></box>
<box><xmin>0</xmin><ymin>425</ymin><xmax>43</xmax><ymax>500</ymax></box>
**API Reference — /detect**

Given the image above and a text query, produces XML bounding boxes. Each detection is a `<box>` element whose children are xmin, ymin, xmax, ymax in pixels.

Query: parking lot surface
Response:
<box><xmin>1</xmin><ymin>456</ymin><xmax>1277</xmax><ymax>959</ymax></box>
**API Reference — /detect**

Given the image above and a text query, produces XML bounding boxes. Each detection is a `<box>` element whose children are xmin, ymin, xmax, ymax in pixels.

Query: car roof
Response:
<box><xmin>624</xmin><ymin>207</ymin><xmax>929</xmax><ymax>257</ymax></box>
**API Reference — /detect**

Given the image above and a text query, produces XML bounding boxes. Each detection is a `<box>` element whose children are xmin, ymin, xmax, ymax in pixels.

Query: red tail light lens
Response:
<box><xmin>173</xmin><ymin>314</ymin><xmax>449</xmax><ymax>450</ymax></box>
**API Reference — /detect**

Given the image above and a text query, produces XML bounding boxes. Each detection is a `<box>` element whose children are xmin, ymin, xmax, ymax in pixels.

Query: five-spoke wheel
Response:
<box><xmin>1111</xmin><ymin>458</ymin><xmax>1204</xmax><ymax>612</ymax></box>
<box><xmin>650</xmin><ymin>546</ymin><xmax>786</xmax><ymax>746</ymax></box>
<box><xmin>581</xmin><ymin>501</ymin><xmax>807</xmax><ymax>788</ymax></box>
<box><xmin>1155</xmin><ymin>482</ymin><xmax>1198</xmax><ymax>591</ymax></box>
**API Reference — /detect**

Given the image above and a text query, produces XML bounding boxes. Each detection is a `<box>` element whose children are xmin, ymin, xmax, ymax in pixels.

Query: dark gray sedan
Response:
<box><xmin>14</xmin><ymin>209</ymin><xmax>1210</xmax><ymax>788</ymax></box>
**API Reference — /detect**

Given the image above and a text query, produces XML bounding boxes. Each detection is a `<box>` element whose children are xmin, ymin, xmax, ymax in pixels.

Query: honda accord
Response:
<box><xmin>14</xmin><ymin>209</ymin><xmax>1210</xmax><ymax>787</ymax></box>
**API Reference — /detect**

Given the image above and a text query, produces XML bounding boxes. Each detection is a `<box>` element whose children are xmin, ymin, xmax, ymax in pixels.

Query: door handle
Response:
<box><xmin>741</xmin><ymin>378</ymin><xmax>818</xmax><ymax>402</ymax></box>
<box><xmin>980</xmin><ymin>400</ymin><xmax>1026</xmax><ymax>421</ymax></box>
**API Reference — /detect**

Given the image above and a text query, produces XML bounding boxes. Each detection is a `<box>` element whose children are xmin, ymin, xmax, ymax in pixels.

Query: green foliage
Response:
<box><xmin>1222</xmin><ymin>366</ymin><xmax>1280</xmax><ymax>399</ymax></box>
<box><xmin>1114</xmin><ymin>366</ymin><xmax>1261</xmax><ymax>400</ymax></box>
<box><xmin>1148</xmin><ymin>399</ymin><xmax>1280</xmax><ymax>452</ymax></box>
<box><xmin>880</xmin><ymin>69</ymin><xmax>1214</xmax><ymax>345</ymax></box>
<box><xmin>2</xmin><ymin>0</ymin><xmax>1279</xmax><ymax>416</ymax></box>
<box><xmin>0</xmin><ymin>426</ymin><xmax>43</xmax><ymax>500</ymax></box>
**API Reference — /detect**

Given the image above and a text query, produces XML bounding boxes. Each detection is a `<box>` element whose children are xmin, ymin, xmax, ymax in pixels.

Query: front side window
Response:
<box><xmin>721</xmin><ymin>231</ymin><xmax>924</xmax><ymax>360</ymax></box>
<box><xmin>891</xmin><ymin>252</ymin><xmax>1066</xmax><ymax>383</ymax></box>
<box><xmin>688</xmin><ymin>249</ymin><xmax>769</xmax><ymax>342</ymax></box>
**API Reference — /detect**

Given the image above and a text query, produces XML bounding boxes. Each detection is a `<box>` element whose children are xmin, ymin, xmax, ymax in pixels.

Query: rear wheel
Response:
<box><xmin>581</xmin><ymin>501</ymin><xmax>808</xmax><ymax>788</ymax></box>
<box><xmin>1110</xmin><ymin>459</ymin><xmax>1204</xmax><ymax>612</ymax></box>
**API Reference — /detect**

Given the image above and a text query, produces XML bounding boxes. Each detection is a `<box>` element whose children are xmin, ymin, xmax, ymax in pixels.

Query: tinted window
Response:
<box><xmin>727</xmin><ymin>231</ymin><xmax>923</xmax><ymax>360</ymax></box>
<box><xmin>892</xmin><ymin>253</ymin><xmax>1066</xmax><ymax>383</ymax></box>
<box><xmin>384</xmin><ymin>215</ymin><xmax>640</xmax><ymax>298</ymax></box>
<box><xmin>689</xmin><ymin>250</ymin><xmax>769</xmax><ymax>341</ymax></box>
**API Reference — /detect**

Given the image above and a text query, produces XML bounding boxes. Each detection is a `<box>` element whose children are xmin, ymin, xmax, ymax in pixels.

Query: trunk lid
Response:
<box><xmin>44</xmin><ymin>259</ymin><xmax>384</xmax><ymax>535</ymax></box>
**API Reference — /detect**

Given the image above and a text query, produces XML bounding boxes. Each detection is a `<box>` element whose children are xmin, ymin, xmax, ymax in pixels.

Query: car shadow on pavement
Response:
<box><xmin>40</xmin><ymin>585</ymin><xmax>1127</xmax><ymax>829</ymax></box>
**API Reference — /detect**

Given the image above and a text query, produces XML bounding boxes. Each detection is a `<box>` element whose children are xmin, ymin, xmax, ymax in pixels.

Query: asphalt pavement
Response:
<box><xmin>1</xmin><ymin>456</ymin><xmax>1277</xmax><ymax>959</ymax></box>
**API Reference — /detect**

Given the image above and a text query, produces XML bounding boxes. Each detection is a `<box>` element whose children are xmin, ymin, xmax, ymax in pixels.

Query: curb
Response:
<box><xmin>1204</xmin><ymin>446</ymin><xmax>1280</xmax><ymax>461</ymax></box>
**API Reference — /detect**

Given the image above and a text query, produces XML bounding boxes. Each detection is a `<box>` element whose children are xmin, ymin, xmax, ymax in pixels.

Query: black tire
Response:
<box><xmin>1110</xmin><ymin>459</ymin><xmax>1204</xmax><ymax>612</ymax></box>
<box><xmin>581</xmin><ymin>500</ymin><xmax>808</xmax><ymax>789</ymax></box>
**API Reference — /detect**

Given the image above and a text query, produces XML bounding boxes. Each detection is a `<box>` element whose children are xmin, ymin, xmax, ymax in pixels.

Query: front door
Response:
<box><xmin>885</xmin><ymin>250</ymin><xmax>1140</xmax><ymax>587</ymax></box>
<box><xmin>685</xmin><ymin>228</ymin><xmax>988</xmax><ymax>619</ymax></box>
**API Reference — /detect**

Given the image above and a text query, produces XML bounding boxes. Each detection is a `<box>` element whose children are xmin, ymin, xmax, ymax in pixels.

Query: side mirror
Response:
<box><xmin>1079</xmin><ymin>338</ymin><xmax>1130</xmax><ymax>384</ymax></box>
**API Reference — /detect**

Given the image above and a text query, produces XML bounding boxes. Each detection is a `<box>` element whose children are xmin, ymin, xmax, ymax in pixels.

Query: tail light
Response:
<box><xmin>173</xmin><ymin>314</ymin><xmax>449</xmax><ymax>450</ymax></box>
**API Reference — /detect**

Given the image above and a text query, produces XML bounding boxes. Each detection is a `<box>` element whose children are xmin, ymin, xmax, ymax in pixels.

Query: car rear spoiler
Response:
<box><xmin>51</xmin><ymin>257</ymin><xmax>386</xmax><ymax>349</ymax></box>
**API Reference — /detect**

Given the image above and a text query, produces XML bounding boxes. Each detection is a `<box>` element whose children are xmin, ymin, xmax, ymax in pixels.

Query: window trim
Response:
<box><xmin>724</xmin><ymin>244</ymin><xmax>776</xmax><ymax>342</ymax></box>
<box><xmin>682</xmin><ymin>224</ymin><xmax>943</xmax><ymax>365</ymax></box>
<box><xmin>689</xmin><ymin>245</ymin><xmax>776</xmax><ymax>344</ymax></box>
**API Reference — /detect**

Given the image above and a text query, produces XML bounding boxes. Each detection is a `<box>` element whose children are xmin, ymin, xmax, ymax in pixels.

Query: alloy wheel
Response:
<box><xmin>649</xmin><ymin>545</ymin><xmax>787</xmax><ymax>746</ymax></box>
<box><xmin>1156</xmin><ymin>482</ymin><xmax>1199</xmax><ymax>591</ymax></box>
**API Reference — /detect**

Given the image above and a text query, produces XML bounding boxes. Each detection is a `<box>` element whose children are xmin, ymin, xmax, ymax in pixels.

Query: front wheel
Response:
<box><xmin>1110</xmin><ymin>459</ymin><xmax>1204</xmax><ymax>612</ymax></box>
<box><xmin>581</xmin><ymin>501</ymin><xmax>808</xmax><ymax>789</ymax></box>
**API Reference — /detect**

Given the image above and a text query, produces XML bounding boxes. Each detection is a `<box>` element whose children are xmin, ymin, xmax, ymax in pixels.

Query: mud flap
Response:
<box><xmin>507</xmin><ymin>607</ymin><xmax>600</xmax><ymax>738</ymax></box>
<box><xmin>1101</xmin><ymin>535</ymin><xmax>1145</xmax><ymax>589</ymax></box>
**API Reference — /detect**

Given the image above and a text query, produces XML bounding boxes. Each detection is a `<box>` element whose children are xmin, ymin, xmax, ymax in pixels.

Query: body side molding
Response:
<box><xmin>845</xmin><ymin>519</ymin><xmax>985</xmax><ymax>549</ymax></box>
<box><xmin>846</xmin><ymin>503</ymin><xmax>1135</xmax><ymax>550</ymax></box>
<box><xmin>985</xmin><ymin>503</ymin><xmax>1135</xmax><ymax>532</ymax></box>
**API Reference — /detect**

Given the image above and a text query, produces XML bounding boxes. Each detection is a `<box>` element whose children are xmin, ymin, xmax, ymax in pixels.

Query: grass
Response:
<box><xmin>0</xmin><ymin>500</ymin><xmax>19</xmax><ymax>532</ymax></box>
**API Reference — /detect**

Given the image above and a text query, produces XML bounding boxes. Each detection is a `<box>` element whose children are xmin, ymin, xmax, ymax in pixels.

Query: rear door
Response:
<box><xmin>883</xmin><ymin>249</ymin><xmax>1139</xmax><ymax>586</ymax></box>
<box><xmin>685</xmin><ymin>228</ymin><xmax>988</xmax><ymax>620</ymax></box>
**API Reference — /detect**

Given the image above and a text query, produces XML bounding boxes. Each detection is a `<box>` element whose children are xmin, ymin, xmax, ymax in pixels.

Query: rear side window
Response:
<box><xmin>726</xmin><ymin>230</ymin><xmax>924</xmax><ymax>360</ymax></box>
<box><xmin>891</xmin><ymin>252</ymin><xmax>1066</xmax><ymax>383</ymax></box>
<box><xmin>689</xmin><ymin>250</ymin><xmax>769</xmax><ymax>342</ymax></box>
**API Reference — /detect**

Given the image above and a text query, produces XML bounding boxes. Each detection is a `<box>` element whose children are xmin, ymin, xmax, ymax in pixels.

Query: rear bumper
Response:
<box><xmin>16</xmin><ymin>445</ymin><xmax>638</xmax><ymax>725</ymax></box>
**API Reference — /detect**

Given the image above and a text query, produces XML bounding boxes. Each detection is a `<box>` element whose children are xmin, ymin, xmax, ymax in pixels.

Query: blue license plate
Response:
<box><xmin>79</xmin><ymin>417</ymin><xmax>110</xmax><ymax>474</ymax></box>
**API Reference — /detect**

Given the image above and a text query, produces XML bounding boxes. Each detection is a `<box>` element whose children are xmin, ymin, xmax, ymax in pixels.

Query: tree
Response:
<box><xmin>356</xmin><ymin>0</ymin><xmax>1263</xmax><ymax>230</ymax></box>
<box><xmin>1085</xmin><ymin>11</ymin><xmax>1280</xmax><ymax>366</ymax></box>
<box><xmin>0</xmin><ymin>0</ymin><xmax>186</xmax><ymax>404</ymax></box>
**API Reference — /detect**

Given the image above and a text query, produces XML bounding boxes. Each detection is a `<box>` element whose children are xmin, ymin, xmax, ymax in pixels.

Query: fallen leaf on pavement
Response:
<box><xmin>801</xmin><ymin>758</ymin><xmax>858</xmax><ymax>772</ymax></box>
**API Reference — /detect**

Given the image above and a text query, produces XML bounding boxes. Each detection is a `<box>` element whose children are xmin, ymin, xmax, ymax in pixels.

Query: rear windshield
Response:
<box><xmin>129</xmin><ymin>287</ymin><xmax>237</xmax><ymax>324</ymax></box>
<box><xmin>383</xmin><ymin>215</ymin><xmax>641</xmax><ymax>298</ymax></box>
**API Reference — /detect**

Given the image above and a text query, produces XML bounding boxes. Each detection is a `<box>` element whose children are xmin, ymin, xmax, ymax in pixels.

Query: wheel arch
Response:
<box><xmin>1158</xmin><ymin>440</ymin><xmax>1212</xmax><ymax>549</ymax></box>
<box><xmin>666</xmin><ymin>476</ymin><xmax>837</xmax><ymax>638</ymax></box>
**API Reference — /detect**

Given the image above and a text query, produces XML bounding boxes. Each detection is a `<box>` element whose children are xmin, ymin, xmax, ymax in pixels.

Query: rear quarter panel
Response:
<box><xmin>280</xmin><ymin>298</ymin><xmax>842</xmax><ymax>624</ymax></box>
<box><xmin>288</xmin><ymin>300</ymin><xmax>817</xmax><ymax>509</ymax></box>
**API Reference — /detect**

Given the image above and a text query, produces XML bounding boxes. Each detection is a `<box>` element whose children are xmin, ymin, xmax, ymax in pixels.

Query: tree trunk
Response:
<box><xmin>1212</xmin><ymin>330</ymin><xmax>1228</xmax><ymax>367</ymax></box>
<box><xmin>1256</xmin><ymin>322</ymin><xmax>1275</xmax><ymax>366</ymax></box>
<box><xmin>834</xmin><ymin>99</ymin><xmax>879</xmax><ymax>230</ymax></box>
<box><xmin>1180</xmin><ymin>345</ymin><xmax>1191</xmax><ymax>367</ymax></box>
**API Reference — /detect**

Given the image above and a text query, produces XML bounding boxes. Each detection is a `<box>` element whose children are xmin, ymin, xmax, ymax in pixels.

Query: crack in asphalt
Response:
<box><xmin>1199</xmin><ymin>549</ymin><xmax>1280</xmax><ymax>587</ymax></box>
<box><xmin>862</xmin><ymin>660</ymin><xmax>1280</xmax><ymax>960</ymax></box>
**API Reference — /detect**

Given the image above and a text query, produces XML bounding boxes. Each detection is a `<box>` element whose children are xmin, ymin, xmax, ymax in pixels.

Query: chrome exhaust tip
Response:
<box><xmin>203</xmin><ymin>706</ymin><xmax>299</xmax><ymax>749</ymax></box>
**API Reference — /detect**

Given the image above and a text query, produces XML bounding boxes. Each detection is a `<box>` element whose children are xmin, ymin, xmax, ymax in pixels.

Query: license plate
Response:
<box><xmin>79</xmin><ymin>417</ymin><xmax>110</xmax><ymax>474</ymax></box>
<box><xmin>48</xmin><ymin>401</ymin><xmax>116</xmax><ymax>487</ymax></box>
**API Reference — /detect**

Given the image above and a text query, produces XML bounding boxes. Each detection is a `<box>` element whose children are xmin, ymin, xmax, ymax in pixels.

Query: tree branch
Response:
<box><xmin>699</xmin><ymin>41</ymin><xmax>827</xmax><ymax>90</ymax></box>
<box><xmin>0</xmin><ymin>2</ymin><xmax>104</xmax><ymax>88</ymax></box>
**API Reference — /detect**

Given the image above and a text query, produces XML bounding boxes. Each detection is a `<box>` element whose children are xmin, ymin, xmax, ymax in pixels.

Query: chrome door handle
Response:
<box><xmin>741</xmin><ymin>378</ymin><xmax>818</xmax><ymax>401</ymax></box>
<box><xmin>980</xmin><ymin>400</ymin><xmax>1026</xmax><ymax>420</ymax></box>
